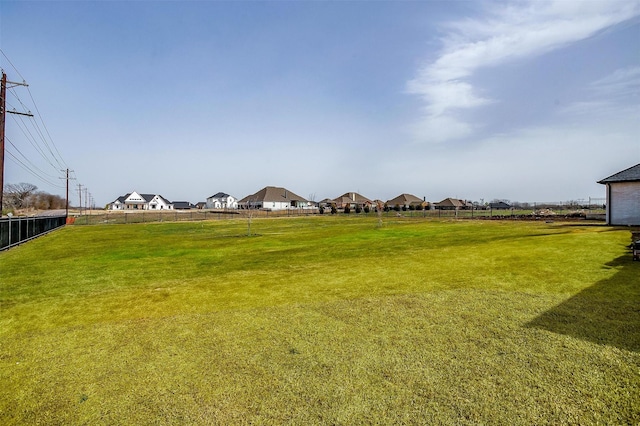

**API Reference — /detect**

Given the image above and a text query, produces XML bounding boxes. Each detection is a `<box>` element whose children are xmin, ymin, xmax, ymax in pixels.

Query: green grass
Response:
<box><xmin>1</xmin><ymin>217</ymin><xmax>638</xmax><ymax>424</ymax></box>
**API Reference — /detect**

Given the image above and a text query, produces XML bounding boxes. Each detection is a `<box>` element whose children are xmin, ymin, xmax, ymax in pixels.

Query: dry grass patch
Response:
<box><xmin>1</xmin><ymin>218</ymin><xmax>638</xmax><ymax>424</ymax></box>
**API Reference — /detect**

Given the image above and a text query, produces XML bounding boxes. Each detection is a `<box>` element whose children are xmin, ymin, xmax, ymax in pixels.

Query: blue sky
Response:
<box><xmin>1</xmin><ymin>0</ymin><xmax>638</xmax><ymax>206</ymax></box>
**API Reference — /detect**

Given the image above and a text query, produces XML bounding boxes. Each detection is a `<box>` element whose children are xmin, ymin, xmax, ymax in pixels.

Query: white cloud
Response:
<box><xmin>408</xmin><ymin>0</ymin><xmax>640</xmax><ymax>144</ymax></box>
<box><xmin>590</xmin><ymin>66</ymin><xmax>640</xmax><ymax>98</ymax></box>
<box><xmin>407</xmin><ymin>114</ymin><xmax>473</xmax><ymax>144</ymax></box>
<box><xmin>392</xmin><ymin>106</ymin><xmax>640</xmax><ymax>202</ymax></box>
<box><xmin>560</xmin><ymin>66</ymin><xmax>640</xmax><ymax>116</ymax></box>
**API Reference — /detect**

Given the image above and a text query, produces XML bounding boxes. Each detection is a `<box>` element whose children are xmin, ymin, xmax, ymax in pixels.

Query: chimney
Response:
<box><xmin>352</xmin><ymin>192</ymin><xmax>356</xmax><ymax>202</ymax></box>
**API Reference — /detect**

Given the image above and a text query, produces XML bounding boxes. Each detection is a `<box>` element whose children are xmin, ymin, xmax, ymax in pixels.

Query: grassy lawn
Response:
<box><xmin>1</xmin><ymin>216</ymin><xmax>638</xmax><ymax>424</ymax></box>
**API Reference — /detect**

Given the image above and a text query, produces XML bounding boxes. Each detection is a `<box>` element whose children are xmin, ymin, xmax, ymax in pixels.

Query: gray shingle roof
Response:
<box><xmin>598</xmin><ymin>163</ymin><xmax>640</xmax><ymax>184</ymax></box>
<box><xmin>332</xmin><ymin>192</ymin><xmax>372</xmax><ymax>204</ymax></box>
<box><xmin>436</xmin><ymin>198</ymin><xmax>466</xmax><ymax>207</ymax></box>
<box><xmin>208</xmin><ymin>192</ymin><xmax>231</xmax><ymax>199</ymax></box>
<box><xmin>239</xmin><ymin>186</ymin><xmax>307</xmax><ymax>203</ymax></box>
<box><xmin>173</xmin><ymin>201</ymin><xmax>194</xmax><ymax>209</ymax></box>
<box><xmin>386</xmin><ymin>193</ymin><xmax>423</xmax><ymax>205</ymax></box>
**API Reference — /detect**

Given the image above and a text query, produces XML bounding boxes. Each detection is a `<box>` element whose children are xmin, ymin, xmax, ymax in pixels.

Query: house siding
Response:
<box><xmin>607</xmin><ymin>182</ymin><xmax>640</xmax><ymax>225</ymax></box>
<box><xmin>268</xmin><ymin>201</ymin><xmax>290</xmax><ymax>210</ymax></box>
<box><xmin>206</xmin><ymin>194</ymin><xmax>238</xmax><ymax>209</ymax></box>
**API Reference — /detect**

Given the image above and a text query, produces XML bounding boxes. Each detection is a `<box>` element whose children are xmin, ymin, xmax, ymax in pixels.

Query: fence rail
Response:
<box><xmin>0</xmin><ymin>215</ymin><xmax>67</xmax><ymax>251</ymax></box>
<box><xmin>71</xmin><ymin>205</ymin><xmax>607</xmax><ymax>226</ymax></box>
<box><xmin>71</xmin><ymin>209</ymin><xmax>319</xmax><ymax>225</ymax></box>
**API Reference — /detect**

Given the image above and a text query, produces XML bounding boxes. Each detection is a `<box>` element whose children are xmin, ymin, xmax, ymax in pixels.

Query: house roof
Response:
<box><xmin>149</xmin><ymin>194</ymin><xmax>172</xmax><ymax>205</ymax></box>
<box><xmin>489</xmin><ymin>201</ymin><xmax>511</xmax><ymax>209</ymax></box>
<box><xmin>598</xmin><ymin>163</ymin><xmax>640</xmax><ymax>184</ymax></box>
<box><xmin>239</xmin><ymin>186</ymin><xmax>308</xmax><ymax>203</ymax></box>
<box><xmin>332</xmin><ymin>192</ymin><xmax>372</xmax><ymax>204</ymax></box>
<box><xmin>208</xmin><ymin>192</ymin><xmax>231</xmax><ymax>199</ymax></box>
<box><xmin>110</xmin><ymin>192</ymin><xmax>170</xmax><ymax>204</ymax></box>
<box><xmin>173</xmin><ymin>201</ymin><xmax>194</xmax><ymax>209</ymax></box>
<box><xmin>123</xmin><ymin>192</ymin><xmax>156</xmax><ymax>203</ymax></box>
<box><xmin>436</xmin><ymin>198</ymin><xmax>467</xmax><ymax>207</ymax></box>
<box><xmin>386</xmin><ymin>193</ymin><xmax>424</xmax><ymax>206</ymax></box>
<box><xmin>109</xmin><ymin>193</ymin><xmax>132</xmax><ymax>204</ymax></box>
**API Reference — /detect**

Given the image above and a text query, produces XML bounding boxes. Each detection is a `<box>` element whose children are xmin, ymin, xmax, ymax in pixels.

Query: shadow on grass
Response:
<box><xmin>526</xmin><ymin>253</ymin><xmax>640</xmax><ymax>353</ymax></box>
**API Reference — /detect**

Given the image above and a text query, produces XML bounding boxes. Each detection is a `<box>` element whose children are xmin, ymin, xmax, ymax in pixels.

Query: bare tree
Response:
<box><xmin>376</xmin><ymin>200</ymin><xmax>384</xmax><ymax>228</ymax></box>
<box><xmin>26</xmin><ymin>191</ymin><xmax>65</xmax><ymax>210</ymax></box>
<box><xmin>3</xmin><ymin>183</ymin><xmax>38</xmax><ymax>210</ymax></box>
<box><xmin>239</xmin><ymin>197</ymin><xmax>256</xmax><ymax>236</ymax></box>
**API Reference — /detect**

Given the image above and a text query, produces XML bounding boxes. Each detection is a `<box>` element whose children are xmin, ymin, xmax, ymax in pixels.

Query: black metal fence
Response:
<box><xmin>0</xmin><ymin>215</ymin><xmax>67</xmax><ymax>251</ymax></box>
<box><xmin>71</xmin><ymin>209</ymin><xmax>316</xmax><ymax>225</ymax></box>
<box><xmin>71</xmin><ymin>203</ymin><xmax>607</xmax><ymax>226</ymax></box>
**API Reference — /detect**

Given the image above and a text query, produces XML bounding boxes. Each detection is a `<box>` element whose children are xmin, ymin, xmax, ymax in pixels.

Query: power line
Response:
<box><xmin>1</xmin><ymin>52</ymin><xmax>72</xmax><ymax>211</ymax></box>
<box><xmin>27</xmin><ymin>86</ymin><xmax>67</xmax><ymax>169</ymax></box>
<box><xmin>9</xmin><ymin>113</ymin><xmax>60</xmax><ymax>171</ymax></box>
<box><xmin>6</xmin><ymin>136</ymin><xmax>60</xmax><ymax>180</ymax></box>
<box><xmin>0</xmin><ymin>49</ymin><xmax>27</xmax><ymax>83</ymax></box>
<box><xmin>5</xmin><ymin>149</ymin><xmax>64</xmax><ymax>189</ymax></box>
<box><xmin>7</xmin><ymin>85</ymin><xmax>66</xmax><ymax>171</ymax></box>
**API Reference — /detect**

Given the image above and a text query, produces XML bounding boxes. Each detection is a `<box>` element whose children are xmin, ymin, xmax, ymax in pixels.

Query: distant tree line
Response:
<box><xmin>2</xmin><ymin>183</ymin><xmax>66</xmax><ymax>211</ymax></box>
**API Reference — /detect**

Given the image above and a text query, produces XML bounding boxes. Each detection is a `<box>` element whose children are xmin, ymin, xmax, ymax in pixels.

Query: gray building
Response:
<box><xmin>598</xmin><ymin>163</ymin><xmax>640</xmax><ymax>226</ymax></box>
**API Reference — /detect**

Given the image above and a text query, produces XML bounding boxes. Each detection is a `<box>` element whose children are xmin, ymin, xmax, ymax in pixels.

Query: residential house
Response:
<box><xmin>206</xmin><ymin>192</ymin><xmax>239</xmax><ymax>209</ymax></box>
<box><xmin>488</xmin><ymin>201</ymin><xmax>512</xmax><ymax>210</ymax></box>
<box><xmin>386</xmin><ymin>194</ymin><xmax>428</xmax><ymax>210</ymax></box>
<box><xmin>598</xmin><ymin>163</ymin><xmax>640</xmax><ymax>225</ymax></box>
<box><xmin>318</xmin><ymin>198</ymin><xmax>334</xmax><ymax>207</ymax></box>
<box><xmin>173</xmin><ymin>201</ymin><xmax>195</xmax><ymax>210</ymax></box>
<box><xmin>332</xmin><ymin>192</ymin><xmax>373</xmax><ymax>210</ymax></box>
<box><xmin>108</xmin><ymin>191</ymin><xmax>173</xmax><ymax>210</ymax></box>
<box><xmin>434</xmin><ymin>198</ymin><xmax>473</xmax><ymax>210</ymax></box>
<box><xmin>239</xmin><ymin>186</ymin><xmax>310</xmax><ymax>210</ymax></box>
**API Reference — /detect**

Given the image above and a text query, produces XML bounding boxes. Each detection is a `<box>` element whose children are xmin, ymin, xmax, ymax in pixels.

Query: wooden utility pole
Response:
<box><xmin>77</xmin><ymin>183</ymin><xmax>83</xmax><ymax>215</ymax></box>
<box><xmin>65</xmin><ymin>169</ymin><xmax>70</xmax><ymax>217</ymax></box>
<box><xmin>1</xmin><ymin>71</ymin><xmax>32</xmax><ymax>215</ymax></box>
<box><xmin>60</xmin><ymin>168</ymin><xmax>75</xmax><ymax>217</ymax></box>
<box><xmin>0</xmin><ymin>72</ymin><xmax>6</xmax><ymax>213</ymax></box>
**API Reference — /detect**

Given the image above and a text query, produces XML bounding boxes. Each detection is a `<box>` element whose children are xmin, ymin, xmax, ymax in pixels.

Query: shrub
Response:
<box><xmin>355</xmin><ymin>205</ymin><xmax>362</xmax><ymax>214</ymax></box>
<box><xmin>363</xmin><ymin>205</ymin><xmax>370</xmax><ymax>214</ymax></box>
<box><xmin>344</xmin><ymin>205</ymin><xmax>351</xmax><ymax>214</ymax></box>
<box><xmin>394</xmin><ymin>204</ymin><xmax>401</xmax><ymax>212</ymax></box>
<box><xmin>331</xmin><ymin>205</ymin><xmax>337</xmax><ymax>214</ymax></box>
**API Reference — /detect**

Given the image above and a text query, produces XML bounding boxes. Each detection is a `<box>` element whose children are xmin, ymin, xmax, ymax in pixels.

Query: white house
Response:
<box><xmin>598</xmin><ymin>163</ymin><xmax>640</xmax><ymax>226</ymax></box>
<box><xmin>108</xmin><ymin>191</ymin><xmax>173</xmax><ymax>210</ymax></box>
<box><xmin>239</xmin><ymin>186</ymin><xmax>311</xmax><ymax>210</ymax></box>
<box><xmin>206</xmin><ymin>192</ymin><xmax>239</xmax><ymax>209</ymax></box>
